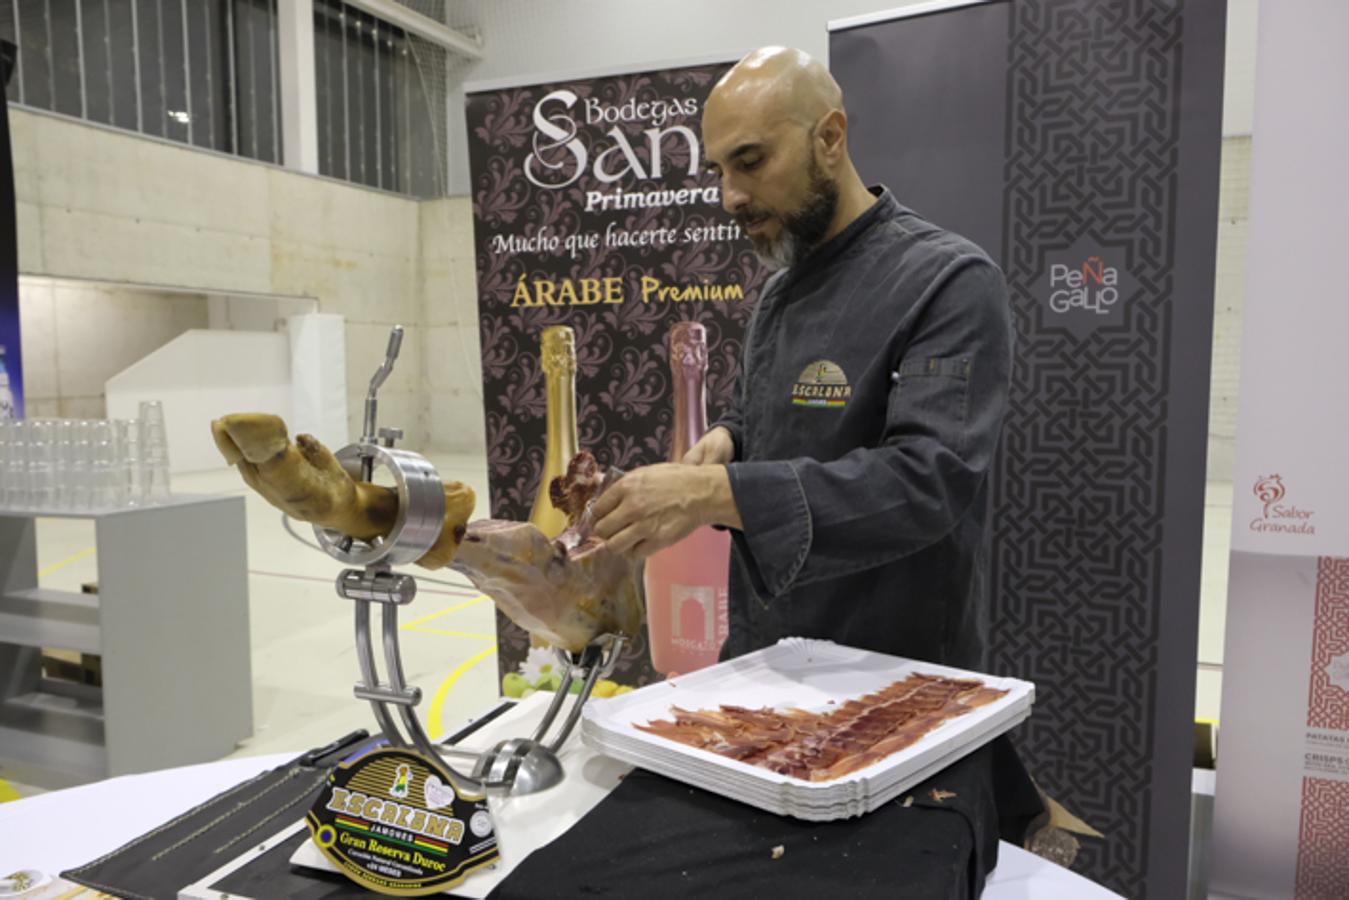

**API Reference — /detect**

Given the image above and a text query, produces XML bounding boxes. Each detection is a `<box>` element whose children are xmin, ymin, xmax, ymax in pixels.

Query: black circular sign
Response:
<box><xmin>306</xmin><ymin>747</ymin><xmax>499</xmax><ymax>896</ymax></box>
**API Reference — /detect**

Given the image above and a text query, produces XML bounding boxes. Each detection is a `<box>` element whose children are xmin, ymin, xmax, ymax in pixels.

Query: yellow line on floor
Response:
<box><xmin>401</xmin><ymin>594</ymin><xmax>490</xmax><ymax>629</ymax></box>
<box><xmin>427</xmin><ymin>645</ymin><xmax>497</xmax><ymax>740</ymax></box>
<box><xmin>404</xmin><ymin>627</ymin><xmax>497</xmax><ymax>641</ymax></box>
<box><xmin>38</xmin><ymin>546</ymin><xmax>95</xmax><ymax>578</ymax></box>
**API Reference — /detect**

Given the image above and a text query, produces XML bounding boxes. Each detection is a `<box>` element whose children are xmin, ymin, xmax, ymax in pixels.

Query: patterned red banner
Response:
<box><xmin>1308</xmin><ymin>557</ymin><xmax>1349</xmax><ymax>731</ymax></box>
<box><xmin>1296</xmin><ymin>777</ymin><xmax>1349</xmax><ymax>899</ymax></box>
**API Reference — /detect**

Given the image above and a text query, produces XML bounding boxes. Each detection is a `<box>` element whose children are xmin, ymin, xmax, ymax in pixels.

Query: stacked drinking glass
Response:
<box><xmin>0</xmin><ymin>401</ymin><xmax>173</xmax><ymax>511</ymax></box>
<box><xmin>138</xmin><ymin>400</ymin><xmax>172</xmax><ymax>503</ymax></box>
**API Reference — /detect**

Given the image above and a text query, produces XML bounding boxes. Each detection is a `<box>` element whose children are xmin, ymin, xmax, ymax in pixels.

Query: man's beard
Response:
<box><xmin>742</xmin><ymin>160</ymin><xmax>839</xmax><ymax>271</ymax></box>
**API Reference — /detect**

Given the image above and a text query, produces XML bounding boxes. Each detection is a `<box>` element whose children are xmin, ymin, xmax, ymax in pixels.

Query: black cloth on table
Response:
<box><xmin>487</xmin><ymin>735</ymin><xmax>1043</xmax><ymax>900</ymax></box>
<box><xmin>59</xmin><ymin>709</ymin><xmax>1041</xmax><ymax>900</ymax></box>
<box><xmin>58</xmin><ymin>706</ymin><xmax>518</xmax><ymax>899</ymax></box>
<box><xmin>60</xmin><ymin>731</ymin><xmax>377</xmax><ymax>899</ymax></box>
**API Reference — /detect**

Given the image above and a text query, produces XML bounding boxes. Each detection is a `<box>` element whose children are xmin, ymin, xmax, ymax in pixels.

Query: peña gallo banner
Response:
<box><xmin>831</xmin><ymin>1</ymin><xmax>1226</xmax><ymax>896</ymax></box>
<box><xmin>465</xmin><ymin>61</ymin><xmax>768</xmax><ymax>690</ymax></box>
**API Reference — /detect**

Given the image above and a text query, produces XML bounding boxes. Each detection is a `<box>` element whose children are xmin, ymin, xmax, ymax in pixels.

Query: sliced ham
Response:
<box><xmin>636</xmin><ymin>673</ymin><xmax>1007</xmax><ymax>782</ymax></box>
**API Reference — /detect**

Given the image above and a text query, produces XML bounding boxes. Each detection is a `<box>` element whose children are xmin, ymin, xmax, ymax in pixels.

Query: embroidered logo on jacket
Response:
<box><xmin>791</xmin><ymin>360</ymin><xmax>852</xmax><ymax>408</ymax></box>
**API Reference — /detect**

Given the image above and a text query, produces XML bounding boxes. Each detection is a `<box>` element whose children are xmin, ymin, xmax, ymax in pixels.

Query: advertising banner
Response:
<box><xmin>0</xmin><ymin>41</ymin><xmax>24</xmax><ymax>418</ymax></box>
<box><xmin>1212</xmin><ymin>554</ymin><xmax>1349</xmax><ymax>898</ymax></box>
<box><xmin>831</xmin><ymin>1</ymin><xmax>1226</xmax><ymax>895</ymax></box>
<box><xmin>1221</xmin><ymin>0</ymin><xmax>1349</xmax><ymax>561</ymax></box>
<box><xmin>1211</xmin><ymin>2</ymin><xmax>1349</xmax><ymax>897</ymax></box>
<box><xmin>465</xmin><ymin>62</ymin><xmax>767</xmax><ymax>687</ymax></box>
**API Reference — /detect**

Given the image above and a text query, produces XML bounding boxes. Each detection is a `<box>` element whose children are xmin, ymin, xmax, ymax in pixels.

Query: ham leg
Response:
<box><xmin>210</xmin><ymin>414</ymin><xmax>641</xmax><ymax>653</ymax></box>
<box><xmin>451</xmin><ymin>452</ymin><xmax>644</xmax><ymax>653</ymax></box>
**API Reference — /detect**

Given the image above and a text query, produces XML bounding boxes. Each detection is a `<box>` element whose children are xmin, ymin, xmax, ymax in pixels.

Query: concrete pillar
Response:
<box><xmin>277</xmin><ymin>0</ymin><xmax>319</xmax><ymax>174</ymax></box>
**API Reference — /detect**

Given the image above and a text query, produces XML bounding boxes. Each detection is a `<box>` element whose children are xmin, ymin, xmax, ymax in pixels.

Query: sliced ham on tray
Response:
<box><xmin>636</xmin><ymin>673</ymin><xmax>1007</xmax><ymax>782</ymax></box>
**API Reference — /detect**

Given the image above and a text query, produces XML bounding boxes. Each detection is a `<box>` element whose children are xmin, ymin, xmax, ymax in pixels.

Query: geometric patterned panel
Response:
<box><xmin>990</xmin><ymin>2</ymin><xmax>1185</xmax><ymax>895</ymax></box>
<box><xmin>1308</xmin><ymin>558</ymin><xmax>1349</xmax><ymax>731</ymax></box>
<box><xmin>1295</xmin><ymin>778</ymin><xmax>1349</xmax><ymax>900</ymax></box>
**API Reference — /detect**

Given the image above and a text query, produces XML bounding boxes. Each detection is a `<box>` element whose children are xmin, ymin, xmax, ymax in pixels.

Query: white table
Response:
<box><xmin>0</xmin><ymin>701</ymin><xmax>1120</xmax><ymax>899</ymax></box>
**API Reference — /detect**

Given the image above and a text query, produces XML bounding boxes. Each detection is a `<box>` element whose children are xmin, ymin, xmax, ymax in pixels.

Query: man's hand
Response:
<box><xmin>681</xmin><ymin>425</ymin><xmax>735</xmax><ymax>466</ymax></box>
<box><xmin>592</xmin><ymin>463</ymin><xmax>742</xmax><ymax>559</ymax></box>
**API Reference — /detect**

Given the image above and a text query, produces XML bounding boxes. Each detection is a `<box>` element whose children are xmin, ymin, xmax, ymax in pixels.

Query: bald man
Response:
<box><xmin>593</xmin><ymin>47</ymin><xmax>1014</xmax><ymax>672</ymax></box>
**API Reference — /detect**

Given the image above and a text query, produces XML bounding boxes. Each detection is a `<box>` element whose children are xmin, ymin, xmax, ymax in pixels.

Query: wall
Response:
<box><xmin>419</xmin><ymin>197</ymin><xmax>486</xmax><ymax>455</ymax></box>
<box><xmin>1209</xmin><ymin>137</ymin><xmax>1251</xmax><ymax>483</ymax></box>
<box><xmin>9</xmin><ymin>107</ymin><xmax>439</xmax><ymax>450</ymax></box>
<box><xmin>19</xmin><ymin>281</ymin><xmax>209</xmax><ymax>419</ymax></box>
<box><xmin>206</xmin><ymin>293</ymin><xmax>318</xmax><ymax>333</ymax></box>
<box><xmin>16</xmin><ymin>280</ymin><xmax>318</xmax><ymax>423</ymax></box>
<box><xmin>443</xmin><ymin>0</ymin><xmax>1259</xmax><ymax>194</ymax></box>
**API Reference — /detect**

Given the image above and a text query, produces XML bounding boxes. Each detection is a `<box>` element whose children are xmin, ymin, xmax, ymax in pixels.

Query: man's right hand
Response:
<box><xmin>682</xmin><ymin>425</ymin><xmax>735</xmax><ymax>466</ymax></box>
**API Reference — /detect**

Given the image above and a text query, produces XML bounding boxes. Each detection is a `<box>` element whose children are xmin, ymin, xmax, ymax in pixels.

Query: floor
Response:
<box><xmin>0</xmin><ymin>455</ymin><xmax>1237</xmax><ymax>798</ymax></box>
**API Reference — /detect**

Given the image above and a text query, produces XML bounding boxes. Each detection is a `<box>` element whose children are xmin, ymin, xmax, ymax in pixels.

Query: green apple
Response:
<box><xmin>502</xmin><ymin>673</ymin><xmax>530</xmax><ymax>699</ymax></box>
<box><xmin>534</xmin><ymin>671</ymin><xmax>563</xmax><ymax>692</ymax></box>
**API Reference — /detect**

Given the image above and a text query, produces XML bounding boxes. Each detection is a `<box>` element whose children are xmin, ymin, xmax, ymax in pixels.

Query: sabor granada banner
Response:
<box><xmin>1212</xmin><ymin>2</ymin><xmax>1349</xmax><ymax>897</ymax></box>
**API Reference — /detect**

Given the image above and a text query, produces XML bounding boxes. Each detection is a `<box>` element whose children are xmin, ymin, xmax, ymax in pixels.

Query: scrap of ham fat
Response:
<box><xmin>550</xmin><ymin>451</ymin><xmax>605</xmax><ymax>527</ymax></box>
<box><xmin>635</xmin><ymin>673</ymin><xmax>1007</xmax><ymax>782</ymax></box>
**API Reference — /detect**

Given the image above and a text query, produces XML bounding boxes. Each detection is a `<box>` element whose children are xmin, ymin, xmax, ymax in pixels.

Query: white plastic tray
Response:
<box><xmin>581</xmin><ymin>638</ymin><xmax>1034</xmax><ymax>820</ymax></box>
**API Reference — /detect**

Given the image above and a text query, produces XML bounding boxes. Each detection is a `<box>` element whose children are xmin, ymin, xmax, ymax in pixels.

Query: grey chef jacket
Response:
<box><xmin>716</xmin><ymin>187</ymin><xmax>1013</xmax><ymax>671</ymax></box>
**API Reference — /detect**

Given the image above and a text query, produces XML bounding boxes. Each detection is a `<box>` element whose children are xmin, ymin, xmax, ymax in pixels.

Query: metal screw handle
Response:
<box><xmin>362</xmin><ymin>325</ymin><xmax>404</xmax><ymax>478</ymax></box>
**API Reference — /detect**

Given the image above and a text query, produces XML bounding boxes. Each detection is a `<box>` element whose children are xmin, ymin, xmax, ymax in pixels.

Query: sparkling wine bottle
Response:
<box><xmin>528</xmin><ymin>325</ymin><xmax>579</xmax><ymax>540</ymax></box>
<box><xmin>642</xmin><ymin>322</ymin><xmax>731</xmax><ymax>675</ymax></box>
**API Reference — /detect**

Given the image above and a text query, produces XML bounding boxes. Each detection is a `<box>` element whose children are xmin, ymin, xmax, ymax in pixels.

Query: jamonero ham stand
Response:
<box><xmin>313</xmin><ymin>325</ymin><xmax>626</xmax><ymax>799</ymax></box>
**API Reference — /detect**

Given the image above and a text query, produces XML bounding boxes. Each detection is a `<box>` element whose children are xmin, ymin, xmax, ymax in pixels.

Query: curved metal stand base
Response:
<box><xmin>341</xmin><ymin>564</ymin><xmax>624</xmax><ymax>798</ymax></box>
<box><xmin>315</xmin><ymin>325</ymin><xmax>631</xmax><ymax>800</ymax></box>
<box><xmin>467</xmin><ymin>635</ymin><xmax>627</xmax><ymax>794</ymax></box>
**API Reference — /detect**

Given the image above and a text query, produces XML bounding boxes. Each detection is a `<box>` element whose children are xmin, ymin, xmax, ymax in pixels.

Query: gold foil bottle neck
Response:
<box><xmin>540</xmin><ymin>326</ymin><xmax>577</xmax><ymax>376</ymax></box>
<box><xmin>531</xmin><ymin>324</ymin><xmax>578</xmax><ymax>544</ymax></box>
<box><xmin>669</xmin><ymin>321</ymin><xmax>708</xmax><ymax>374</ymax></box>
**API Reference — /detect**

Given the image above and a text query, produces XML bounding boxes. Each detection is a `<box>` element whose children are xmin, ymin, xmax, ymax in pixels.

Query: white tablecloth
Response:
<box><xmin>0</xmin><ymin>723</ymin><xmax>1120</xmax><ymax>899</ymax></box>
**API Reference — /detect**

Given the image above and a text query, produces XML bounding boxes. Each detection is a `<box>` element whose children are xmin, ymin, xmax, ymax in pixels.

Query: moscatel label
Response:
<box><xmin>306</xmin><ymin>747</ymin><xmax>498</xmax><ymax>896</ymax></box>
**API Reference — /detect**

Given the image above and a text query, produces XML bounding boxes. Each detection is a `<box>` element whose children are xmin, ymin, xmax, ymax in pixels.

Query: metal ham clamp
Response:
<box><xmin>311</xmin><ymin>325</ymin><xmax>625</xmax><ymax>798</ymax></box>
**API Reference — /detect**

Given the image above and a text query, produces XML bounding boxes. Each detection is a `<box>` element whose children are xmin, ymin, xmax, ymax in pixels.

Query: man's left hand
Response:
<box><xmin>592</xmin><ymin>464</ymin><xmax>741</xmax><ymax>559</ymax></box>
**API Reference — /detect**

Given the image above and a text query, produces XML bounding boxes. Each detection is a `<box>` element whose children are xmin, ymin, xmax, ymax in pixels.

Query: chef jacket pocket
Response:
<box><xmin>890</xmin><ymin>356</ymin><xmax>971</xmax><ymax>456</ymax></box>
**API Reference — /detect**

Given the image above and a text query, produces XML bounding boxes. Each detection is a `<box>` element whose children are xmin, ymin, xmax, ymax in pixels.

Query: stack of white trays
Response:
<box><xmin>581</xmin><ymin>638</ymin><xmax>1035</xmax><ymax>821</ymax></box>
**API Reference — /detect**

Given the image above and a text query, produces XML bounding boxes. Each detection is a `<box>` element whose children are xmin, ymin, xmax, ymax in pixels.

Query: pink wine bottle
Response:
<box><xmin>643</xmin><ymin>322</ymin><xmax>731</xmax><ymax>675</ymax></box>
